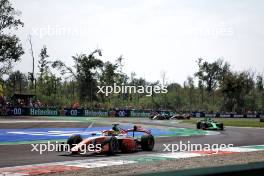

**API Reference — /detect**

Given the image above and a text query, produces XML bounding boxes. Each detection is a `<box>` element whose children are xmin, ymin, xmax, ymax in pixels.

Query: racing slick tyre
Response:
<box><xmin>201</xmin><ymin>123</ymin><xmax>208</xmax><ymax>130</ymax></box>
<box><xmin>67</xmin><ymin>134</ymin><xmax>83</xmax><ymax>153</ymax></box>
<box><xmin>219</xmin><ymin>123</ymin><xmax>224</xmax><ymax>131</ymax></box>
<box><xmin>197</xmin><ymin>122</ymin><xmax>201</xmax><ymax>129</ymax></box>
<box><xmin>107</xmin><ymin>136</ymin><xmax>119</xmax><ymax>155</ymax></box>
<box><xmin>141</xmin><ymin>134</ymin><xmax>155</xmax><ymax>151</ymax></box>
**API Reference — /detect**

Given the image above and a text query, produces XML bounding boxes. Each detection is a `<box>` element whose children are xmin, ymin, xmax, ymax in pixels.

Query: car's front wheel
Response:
<box><xmin>67</xmin><ymin>134</ymin><xmax>83</xmax><ymax>154</ymax></box>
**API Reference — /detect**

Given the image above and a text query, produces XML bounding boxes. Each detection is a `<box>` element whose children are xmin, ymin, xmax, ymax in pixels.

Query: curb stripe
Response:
<box><xmin>1</xmin><ymin>144</ymin><xmax>264</xmax><ymax>175</ymax></box>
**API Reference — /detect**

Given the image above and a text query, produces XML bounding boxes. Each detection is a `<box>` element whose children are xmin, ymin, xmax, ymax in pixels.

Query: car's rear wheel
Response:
<box><xmin>219</xmin><ymin>123</ymin><xmax>224</xmax><ymax>130</ymax></box>
<box><xmin>141</xmin><ymin>134</ymin><xmax>155</xmax><ymax>151</ymax></box>
<box><xmin>197</xmin><ymin>122</ymin><xmax>201</xmax><ymax>129</ymax></box>
<box><xmin>108</xmin><ymin>137</ymin><xmax>119</xmax><ymax>155</ymax></box>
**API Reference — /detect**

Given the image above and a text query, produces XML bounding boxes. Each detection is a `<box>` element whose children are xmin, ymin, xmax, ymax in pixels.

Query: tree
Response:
<box><xmin>198</xmin><ymin>80</ymin><xmax>204</xmax><ymax>107</ymax></box>
<box><xmin>99</xmin><ymin>61</ymin><xmax>118</xmax><ymax>102</ymax></box>
<box><xmin>256</xmin><ymin>75</ymin><xmax>263</xmax><ymax>91</ymax></box>
<box><xmin>195</xmin><ymin>58</ymin><xmax>230</xmax><ymax>106</ymax></box>
<box><xmin>52</xmin><ymin>49</ymin><xmax>103</xmax><ymax>103</ymax></box>
<box><xmin>73</xmin><ymin>52</ymin><xmax>103</xmax><ymax>103</ymax></box>
<box><xmin>6</xmin><ymin>70</ymin><xmax>28</xmax><ymax>96</ymax></box>
<box><xmin>115</xmin><ymin>56</ymin><xmax>129</xmax><ymax>102</ymax></box>
<box><xmin>195</xmin><ymin>58</ymin><xmax>230</xmax><ymax>94</ymax></box>
<box><xmin>100</xmin><ymin>61</ymin><xmax>117</xmax><ymax>86</ymax></box>
<box><xmin>0</xmin><ymin>0</ymin><xmax>24</xmax><ymax>77</ymax></box>
<box><xmin>220</xmin><ymin>71</ymin><xmax>254</xmax><ymax>113</ymax></box>
<box><xmin>167</xmin><ymin>83</ymin><xmax>183</xmax><ymax>111</ymax></box>
<box><xmin>185</xmin><ymin>76</ymin><xmax>195</xmax><ymax>110</ymax></box>
<box><xmin>256</xmin><ymin>74</ymin><xmax>264</xmax><ymax>112</ymax></box>
<box><xmin>160</xmin><ymin>71</ymin><xmax>168</xmax><ymax>108</ymax></box>
<box><xmin>38</xmin><ymin>46</ymin><xmax>49</xmax><ymax>83</ymax></box>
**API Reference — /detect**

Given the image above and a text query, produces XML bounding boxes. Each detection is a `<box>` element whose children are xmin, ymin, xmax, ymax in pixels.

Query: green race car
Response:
<box><xmin>196</xmin><ymin>117</ymin><xmax>224</xmax><ymax>130</ymax></box>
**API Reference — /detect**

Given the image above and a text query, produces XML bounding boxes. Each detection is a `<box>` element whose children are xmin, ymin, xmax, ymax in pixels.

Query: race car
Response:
<box><xmin>149</xmin><ymin>112</ymin><xmax>171</xmax><ymax>120</ymax></box>
<box><xmin>65</xmin><ymin>124</ymin><xmax>155</xmax><ymax>155</ymax></box>
<box><xmin>196</xmin><ymin>117</ymin><xmax>224</xmax><ymax>130</ymax></box>
<box><xmin>171</xmin><ymin>113</ymin><xmax>192</xmax><ymax>120</ymax></box>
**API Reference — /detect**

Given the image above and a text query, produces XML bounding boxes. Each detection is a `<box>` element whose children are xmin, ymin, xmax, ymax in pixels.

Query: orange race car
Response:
<box><xmin>64</xmin><ymin>124</ymin><xmax>155</xmax><ymax>155</ymax></box>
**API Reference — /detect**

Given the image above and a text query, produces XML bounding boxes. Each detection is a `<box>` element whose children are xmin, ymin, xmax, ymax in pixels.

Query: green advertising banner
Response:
<box><xmin>130</xmin><ymin>110</ymin><xmax>150</xmax><ymax>117</ymax></box>
<box><xmin>29</xmin><ymin>108</ymin><xmax>59</xmax><ymax>116</ymax></box>
<box><xmin>83</xmin><ymin>109</ymin><xmax>108</xmax><ymax>117</ymax></box>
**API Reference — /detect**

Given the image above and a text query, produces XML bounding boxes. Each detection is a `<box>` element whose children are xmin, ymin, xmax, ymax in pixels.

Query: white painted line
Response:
<box><xmin>155</xmin><ymin>152</ymin><xmax>202</xmax><ymax>159</ymax></box>
<box><xmin>221</xmin><ymin>147</ymin><xmax>260</xmax><ymax>153</ymax></box>
<box><xmin>0</xmin><ymin>120</ymin><xmax>81</xmax><ymax>123</ymax></box>
<box><xmin>204</xmin><ymin>131</ymin><xmax>221</xmax><ymax>135</ymax></box>
<box><xmin>88</xmin><ymin>122</ymin><xmax>94</xmax><ymax>128</ymax></box>
<box><xmin>0</xmin><ymin>172</ymin><xmax>28</xmax><ymax>176</ymax></box>
<box><xmin>66</xmin><ymin>160</ymin><xmax>136</xmax><ymax>168</ymax></box>
<box><xmin>241</xmin><ymin>145</ymin><xmax>264</xmax><ymax>148</ymax></box>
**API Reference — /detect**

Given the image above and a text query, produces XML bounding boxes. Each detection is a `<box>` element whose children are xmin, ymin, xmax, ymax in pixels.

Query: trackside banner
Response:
<box><xmin>63</xmin><ymin>109</ymin><xmax>108</xmax><ymax>117</ymax></box>
<box><xmin>192</xmin><ymin>112</ymin><xmax>262</xmax><ymax>118</ymax></box>
<box><xmin>130</xmin><ymin>110</ymin><xmax>150</xmax><ymax>117</ymax></box>
<box><xmin>7</xmin><ymin>107</ymin><xmax>27</xmax><ymax>116</ymax></box>
<box><xmin>29</xmin><ymin>108</ymin><xmax>59</xmax><ymax>116</ymax></box>
<box><xmin>6</xmin><ymin>107</ymin><xmax>59</xmax><ymax>116</ymax></box>
<box><xmin>64</xmin><ymin>108</ymin><xmax>83</xmax><ymax>116</ymax></box>
<box><xmin>3</xmin><ymin>107</ymin><xmax>262</xmax><ymax>118</ymax></box>
<box><xmin>84</xmin><ymin>110</ymin><xmax>108</xmax><ymax>117</ymax></box>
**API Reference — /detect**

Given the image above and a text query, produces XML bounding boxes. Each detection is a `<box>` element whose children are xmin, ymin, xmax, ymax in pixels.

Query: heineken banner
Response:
<box><xmin>130</xmin><ymin>110</ymin><xmax>150</xmax><ymax>117</ymax></box>
<box><xmin>84</xmin><ymin>109</ymin><xmax>108</xmax><ymax>117</ymax></box>
<box><xmin>29</xmin><ymin>108</ymin><xmax>59</xmax><ymax>116</ymax></box>
<box><xmin>6</xmin><ymin>107</ymin><xmax>59</xmax><ymax>116</ymax></box>
<box><xmin>63</xmin><ymin>108</ymin><xmax>109</xmax><ymax>117</ymax></box>
<box><xmin>3</xmin><ymin>107</ymin><xmax>262</xmax><ymax>118</ymax></box>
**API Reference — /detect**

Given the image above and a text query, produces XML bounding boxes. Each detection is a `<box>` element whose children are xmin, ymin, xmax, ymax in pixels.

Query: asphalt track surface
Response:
<box><xmin>0</xmin><ymin>117</ymin><xmax>264</xmax><ymax>168</ymax></box>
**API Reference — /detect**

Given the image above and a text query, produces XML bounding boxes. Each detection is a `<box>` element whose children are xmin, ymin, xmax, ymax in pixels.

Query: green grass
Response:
<box><xmin>181</xmin><ymin>118</ymin><xmax>264</xmax><ymax>128</ymax></box>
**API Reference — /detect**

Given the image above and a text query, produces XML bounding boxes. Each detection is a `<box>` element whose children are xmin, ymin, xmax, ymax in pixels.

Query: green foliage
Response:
<box><xmin>220</xmin><ymin>71</ymin><xmax>255</xmax><ymax>113</ymax></box>
<box><xmin>52</xmin><ymin>49</ymin><xmax>103</xmax><ymax>104</ymax></box>
<box><xmin>195</xmin><ymin>58</ymin><xmax>230</xmax><ymax>94</ymax></box>
<box><xmin>0</xmin><ymin>0</ymin><xmax>24</xmax><ymax>77</ymax></box>
<box><xmin>73</xmin><ymin>51</ymin><xmax>103</xmax><ymax>102</ymax></box>
<box><xmin>5</xmin><ymin>70</ymin><xmax>28</xmax><ymax>97</ymax></box>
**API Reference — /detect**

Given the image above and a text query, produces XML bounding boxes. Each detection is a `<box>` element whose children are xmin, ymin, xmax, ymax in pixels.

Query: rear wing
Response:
<box><xmin>126</xmin><ymin>125</ymin><xmax>151</xmax><ymax>135</ymax></box>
